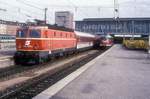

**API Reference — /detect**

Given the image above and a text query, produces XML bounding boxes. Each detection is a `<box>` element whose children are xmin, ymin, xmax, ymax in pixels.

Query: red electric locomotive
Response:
<box><xmin>14</xmin><ymin>26</ymin><xmax>99</xmax><ymax>65</ymax></box>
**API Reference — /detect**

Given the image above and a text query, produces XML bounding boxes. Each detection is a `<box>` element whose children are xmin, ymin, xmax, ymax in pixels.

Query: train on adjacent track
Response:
<box><xmin>100</xmin><ymin>34</ymin><xmax>113</xmax><ymax>48</ymax></box>
<box><xmin>14</xmin><ymin>25</ymin><xmax>102</xmax><ymax>65</ymax></box>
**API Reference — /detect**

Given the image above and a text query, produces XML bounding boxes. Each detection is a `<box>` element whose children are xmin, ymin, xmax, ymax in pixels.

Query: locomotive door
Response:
<box><xmin>45</xmin><ymin>30</ymin><xmax>51</xmax><ymax>54</ymax></box>
<box><xmin>48</xmin><ymin>31</ymin><xmax>52</xmax><ymax>54</ymax></box>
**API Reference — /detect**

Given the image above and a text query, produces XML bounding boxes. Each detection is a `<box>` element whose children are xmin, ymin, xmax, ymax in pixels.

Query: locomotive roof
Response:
<box><xmin>47</xmin><ymin>25</ymin><xmax>74</xmax><ymax>32</ymax></box>
<box><xmin>29</xmin><ymin>26</ymin><xmax>48</xmax><ymax>29</ymax></box>
<box><xmin>75</xmin><ymin>31</ymin><xmax>95</xmax><ymax>38</ymax></box>
<box><xmin>19</xmin><ymin>25</ymin><xmax>74</xmax><ymax>32</ymax></box>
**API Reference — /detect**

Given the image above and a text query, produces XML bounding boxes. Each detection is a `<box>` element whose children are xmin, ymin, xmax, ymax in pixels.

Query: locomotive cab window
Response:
<box><xmin>30</xmin><ymin>29</ymin><xmax>41</xmax><ymax>38</ymax></box>
<box><xmin>16</xmin><ymin>30</ymin><xmax>26</xmax><ymax>37</ymax></box>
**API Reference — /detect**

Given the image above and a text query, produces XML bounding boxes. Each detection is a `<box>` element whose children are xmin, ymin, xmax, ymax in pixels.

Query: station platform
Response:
<box><xmin>0</xmin><ymin>50</ymin><xmax>15</xmax><ymax>57</ymax></box>
<box><xmin>0</xmin><ymin>51</ymin><xmax>15</xmax><ymax>68</ymax></box>
<box><xmin>34</xmin><ymin>45</ymin><xmax>150</xmax><ymax>99</ymax></box>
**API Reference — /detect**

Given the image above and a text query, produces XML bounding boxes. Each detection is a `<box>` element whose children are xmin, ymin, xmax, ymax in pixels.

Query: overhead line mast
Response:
<box><xmin>44</xmin><ymin>8</ymin><xmax>48</xmax><ymax>24</ymax></box>
<box><xmin>114</xmin><ymin>0</ymin><xmax>119</xmax><ymax>34</ymax></box>
<box><xmin>114</xmin><ymin>0</ymin><xmax>119</xmax><ymax>19</ymax></box>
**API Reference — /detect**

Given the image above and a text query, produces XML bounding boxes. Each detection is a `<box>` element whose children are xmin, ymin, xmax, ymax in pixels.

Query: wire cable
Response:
<box><xmin>16</xmin><ymin>0</ymin><xmax>44</xmax><ymax>10</ymax></box>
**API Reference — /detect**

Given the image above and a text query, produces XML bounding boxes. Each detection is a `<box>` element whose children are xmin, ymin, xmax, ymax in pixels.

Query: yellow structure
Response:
<box><xmin>123</xmin><ymin>37</ymin><xmax>148</xmax><ymax>50</ymax></box>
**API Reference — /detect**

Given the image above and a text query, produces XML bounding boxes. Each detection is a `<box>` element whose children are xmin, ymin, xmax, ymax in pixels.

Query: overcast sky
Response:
<box><xmin>0</xmin><ymin>0</ymin><xmax>150</xmax><ymax>24</ymax></box>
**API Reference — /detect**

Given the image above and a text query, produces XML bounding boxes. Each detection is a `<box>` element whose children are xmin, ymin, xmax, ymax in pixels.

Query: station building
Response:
<box><xmin>55</xmin><ymin>11</ymin><xmax>74</xmax><ymax>29</ymax></box>
<box><xmin>0</xmin><ymin>20</ymin><xmax>25</xmax><ymax>35</ymax></box>
<box><xmin>75</xmin><ymin>18</ymin><xmax>150</xmax><ymax>35</ymax></box>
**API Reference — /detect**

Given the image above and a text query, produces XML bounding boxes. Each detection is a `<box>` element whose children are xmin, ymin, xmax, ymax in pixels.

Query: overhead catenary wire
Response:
<box><xmin>1</xmin><ymin>0</ymin><xmax>150</xmax><ymax>23</ymax></box>
<box><xmin>0</xmin><ymin>0</ymin><xmax>53</xmax><ymax>23</ymax></box>
<box><xmin>16</xmin><ymin>0</ymin><xmax>52</xmax><ymax>23</ymax></box>
<box><xmin>18</xmin><ymin>0</ymin><xmax>45</xmax><ymax>8</ymax></box>
<box><xmin>0</xmin><ymin>10</ymin><xmax>30</xmax><ymax>22</ymax></box>
<box><xmin>0</xmin><ymin>10</ymin><xmax>39</xmax><ymax>22</ymax></box>
<box><xmin>0</xmin><ymin>0</ymin><xmax>44</xmax><ymax>21</ymax></box>
<box><xmin>0</xmin><ymin>1</ymin><xmax>43</xmax><ymax>16</ymax></box>
<box><xmin>66</xmin><ymin>0</ymin><xmax>90</xmax><ymax>18</ymax></box>
<box><xmin>16</xmin><ymin>0</ymin><xmax>44</xmax><ymax>10</ymax></box>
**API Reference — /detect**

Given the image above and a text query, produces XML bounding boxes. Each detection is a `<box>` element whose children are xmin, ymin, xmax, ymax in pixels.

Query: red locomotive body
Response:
<box><xmin>14</xmin><ymin>26</ymin><xmax>99</xmax><ymax>65</ymax></box>
<box><xmin>16</xmin><ymin>27</ymin><xmax>76</xmax><ymax>52</ymax></box>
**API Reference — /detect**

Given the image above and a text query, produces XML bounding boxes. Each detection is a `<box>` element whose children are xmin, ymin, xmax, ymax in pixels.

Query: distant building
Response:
<box><xmin>55</xmin><ymin>11</ymin><xmax>73</xmax><ymax>29</ymax></box>
<box><xmin>0</xmin><ymin>20</ymin><xmax>25</xmax><ymax>35</ymax></box>
<box><xmin>75</xmin><ymin>18</ymin><xmax>150</xmax><ymax>35</ymax></box>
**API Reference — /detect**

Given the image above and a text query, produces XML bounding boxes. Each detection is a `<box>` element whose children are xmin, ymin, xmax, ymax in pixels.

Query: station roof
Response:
<box><xmin>76</xmin><ymin>18</ymin><xmax>150</xmax><ymax>22</ymax></box>
<box><xmin>75</xmin><ymin>31</ymin><xmax>95</xmax><ymax>38</ymax></box>
<box><xmin>0</xmin><ymin>19</ymin><xmax>25</xmax><ymax>25</ymax></box>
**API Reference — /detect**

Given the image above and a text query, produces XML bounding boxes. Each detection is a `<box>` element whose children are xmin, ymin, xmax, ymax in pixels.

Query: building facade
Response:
<box><xmin>55</xmin><ymin>11</ymin><xmax>73</xmax><ymax>29</ymax></box>
<box><xmin>75</xmin><ymin>18</ymin><xmax>150</xmax><ymax>35</ymax></box>
<box><xmin>0</xmin><ymin>20</ymin><xmax>24</xmax><ymax>35</ymax></box>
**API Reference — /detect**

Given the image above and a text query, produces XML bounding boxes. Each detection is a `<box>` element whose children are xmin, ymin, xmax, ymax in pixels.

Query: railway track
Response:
<box><xmin>0</xmin><ymin>52</ymin><xmax>78</xmax><ymax>81</ymax></box>
<box><xmin>0</xmin><ymin>49</ymin><xmax>99</xmax><ymax>81</ymax></box>
<box><xmin>0</xmin><ymin>48</ymin><xmax>107</xmax><ymax>99</ymax></box>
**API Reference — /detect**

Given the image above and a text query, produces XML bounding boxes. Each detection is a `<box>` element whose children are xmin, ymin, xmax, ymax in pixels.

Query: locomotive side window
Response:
<box><xmin>60</xmin><ymin>32</ymin><xmax>62</xmax><ymax>37</ymax></box>
<box><xmin>43</xmin><ymin>30</ymin><xmax>48</xmax><ymax>38</ymax></box>
<box><xmin>54</xmin><ymin>32</ymin><xmax>56</xmax><ymax>37</ymax></box>
<box><xmin>16</xmin><ymin>30</ymin><xmax>26</xmax><ymax>37</ymax></box>
<box><xmin>30</xmin><ymin>30</ymin><xmax>41</xmax><ymax>38</ymax></box>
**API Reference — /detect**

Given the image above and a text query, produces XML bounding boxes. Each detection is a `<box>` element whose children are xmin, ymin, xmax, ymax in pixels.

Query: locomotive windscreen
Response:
<box><xmin>16</xmin><ymin>30</ymin><xmax>26</xmax><ymax>37</ymax></box>
<box><xmin>16</xmin><ymin>29</ymin><xmax>41</xmax><ymax>38</ymax></box>
<box><xmin>29</xmin><ymin>30</ymin><xmax>41</xmax><ymax>38</ymax></box>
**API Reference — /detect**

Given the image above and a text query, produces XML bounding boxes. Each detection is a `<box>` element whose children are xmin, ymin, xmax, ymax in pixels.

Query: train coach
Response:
<box><xmin>14</xmin><ymin>26</ymin><xmax>100</xmax><ymax>65</ymax></box>
<box><xmin>100</xmin><ymin>34</ymin><xmax>113</xmax><ymax>48</ymax></box>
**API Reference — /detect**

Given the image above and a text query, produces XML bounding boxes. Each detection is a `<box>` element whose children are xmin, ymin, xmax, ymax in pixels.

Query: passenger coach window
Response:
<box><xmin>16</xmin><ymin>30</ymin><xmax>26</xmax><ymax>37</ymax></box>
<box><xmin>30</xmin><ymin>30</ymin><xmax>41</xmax><ymax>38</ymax></box>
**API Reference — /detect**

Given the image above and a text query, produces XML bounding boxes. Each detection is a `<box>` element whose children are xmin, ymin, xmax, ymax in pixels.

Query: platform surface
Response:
<box><xmin>34</xmin><ymin>45</ymin><xmax>150</xmax><ymax>99</ymax></box>
<box><xmin>0</xmin><ymin>50</ymin><xmax>15</xmax><ymax>57</ymax></box>
<box><xmin>0</xmin><ymin>50</ymin><xmax>15</xmax><ymax>68</ymax></box>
